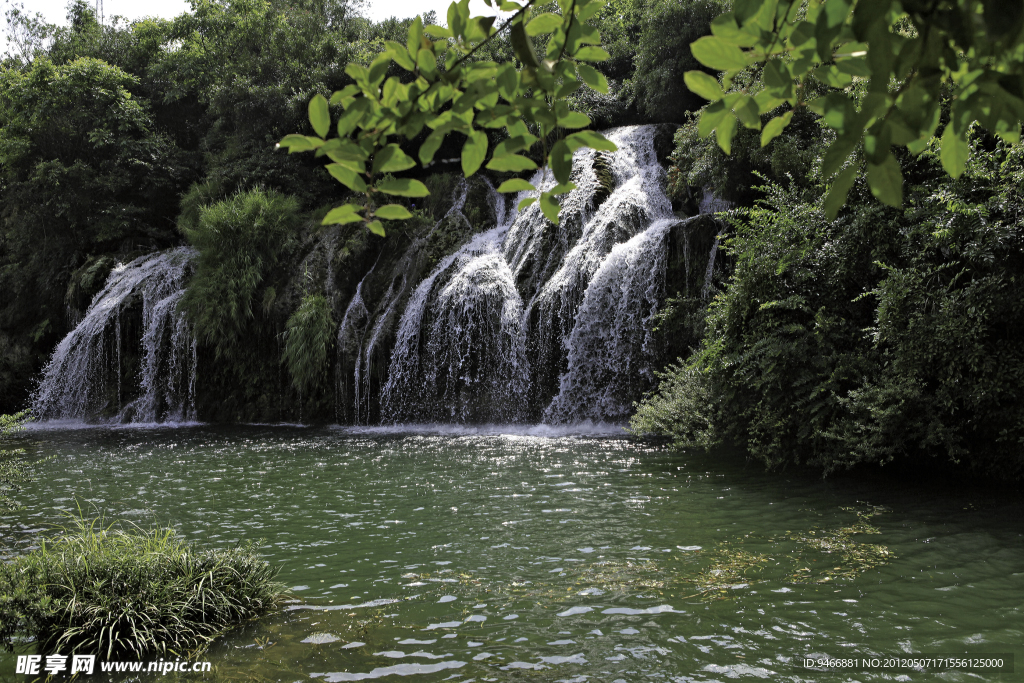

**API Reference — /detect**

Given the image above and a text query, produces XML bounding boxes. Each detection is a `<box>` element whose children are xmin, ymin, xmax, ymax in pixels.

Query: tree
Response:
<box><xmin>682</xmin><ymin>0</ymin><xmax>1024</xmax><ymax>216</ymax></box>
<box><xmin>280</xmin><ymin>0</ymin><xmax>619</xmax><ymax>235</ymax></box>
<box><xmin>630</xmin><ymin>0</ymin><xmax>725</xmax><ymax>122</ymax></box>
<box><xmin>2</xmin><ymin>1</ymin><xmax>54</xmax><ymax>64</ymax></box>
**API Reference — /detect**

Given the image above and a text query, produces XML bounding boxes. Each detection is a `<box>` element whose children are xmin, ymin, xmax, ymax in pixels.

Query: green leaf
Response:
<box><xmin>278</xmin><ymin>134</ymin><xmax>323</xmax><ymax>153</ymax></box>
<box><xmin>373</xmin><ymin>144</ymin><xmax>417</xmax><ymax>175</ymax></box>
<box><xmin>385</xmin><ymin>41</ymin><xmax>416</xmax><ymax>71</ymax></box>
<box><xmin>322</xmin><ymin>204</ymin><xmax>364</xmax><ymax>225</ymax></box>
<box><xmin>574</xmin><ymin>46</ymin><xmax>610</xmax><ymax>61</ymax></box>
<box><xmin>424</xmin><ymin>24</ymin><xmax>452</xmax><ymax>38</ymax></box>
<box><xmin>308</xmin><ymin>94</ymin><xmax>330</xmax><ymax>138</ymax></box>
<box><xmin>448</xmin><ymin>0</ymin><xmax>468</xmax><ymax>38</ymax></box>
<box><xmin>526</xmin><ymin>12</ymin><xmax>563</xmax><ymax>35</ymax></box>
<box><xmin>418</xmin><ymin>130</ymin><xmax>446</xmax><ymax>164</ymax></box>
<box><xmin>418</xmin><ymin>48</ymin><xmax>438</xmax><ymax>76</ymax></box>
<box><xmin>940</xmin><ymin>124</ymin><xmax>969</xmax><ymax>178</ymax></box>
<box><xmin>327</xmin><ymin>164</ymin><xmax>368</xmax><ymax>192</ymax></box>
<box><xmin>497</xmin><ymin>64</ymin><xmax>519</xmax><ymax>100</ymax></box>
<box><xmin>711</xmin><ymin>12</ymin><xmax>759</xmax><ymax>46</ymax></box>
<box><xmin>550</xmin><ymin>139</ymin><xmax>573</xmax><ymax>185</ymax></box>
<box><xmin>558</xmin><ymin>111</ymin><xmax>591</xmax><ymax>128</ymax></box>
<box><xmin>823</xmin><ymin>165</ymin><xmax>858</xmax><ymax>219</ymax></box>
<box><xmin>367</xmin><ymin>220</ymin><xmax>386</xmax><ymax>236</ymax></box>
<box><xmin>760</xmin><ymin>111</ymin><xmax>793</xmax><ymax>146</ymax></box>
<box><xmin>329</xmin><ymin>85</ymin><xmax>360</xmax><ymax>105</ymax></box>
<box><xmin>407</xmin><ymin>16</ymin><xmax>424</xmax><ymax>54</ymax></box>
<box><xmin>690</xmin><ymin>36</ymin><xmax>749</xmax><ymax>71</ymax></box>
<box><xmin>754</xmin><ymin>90</ymin><xmax>786</xmax><ymax>114</ymax></box>
<box><xmin>462</xmin><ymin>129</ymin><xmax>488</xmax><ymax>176</ymax></box>
<box><xmin>321</xmin><ymin>137</ymin><xmax>367</xmax><ymax>163</ymax></box>
<box><xmin>698</xmin><ymin>101</ymin><xmax>728</xmax><ymax>138</ymax></box>
<box><xmin>540</xmin><ymin>191</ymin><xmax>561</xmax><ymax>223</ymax></box>
<box><xmin>716</xmin><ymin>112</ymin><xmax>737</xmax><ymax>154</ymax></box>
<box><xmin>486</xmin><ymin>154</ymin><xmax>539</xmax><ymax>172</ymax></box>
<box><xmin>813</xmin><ymin>65</ymin><xmax>853</xmax><ymax>88</ymax></box>
<box><xmin>734</xmin><ymin>95</ymin><xmax>761</xmax><ymax>129</ymax></box>
<box><xmin>549</xmin><ymin>181</ymin><xmax>576</xmax><ymax>196</ymax></box>
<box><xmin>493</xmin><ymin>134</ymin><xmax>537</xmax><ymax>157</ymax></box>
<box><xmin>684</xmin><ymin>71</ymin><xmax>724</xmax><ymax>102</ymax></box>
<box><xmin>866</xmin><ymin>153</ymin><xmax>903</xmax><ymax>207</ymax></box>
<box><xmin>336</xmin><ymin>100</ymin><xmax>370</xmax><ymax>137</ymax></box>
<box><xmin>762</xmin><ymin>59</ymin><xmax>791</xmax><ymax>90</ymax></box>
<box><xmin>497</xmin><ymin>178</ymin><xmax>536</xmax><ymax>193</ymax></box>
<box><xmin>378</xmin><ymin>178</ymin><xmax>431</xmax><ymax>197</ymax></box>
<box><xmin>346</xmin><ymin>62</ymin><xmax>370</xmax><ymax>85</ymax></box>
<box><xmin>822</xmin><ymin>136</ymin><xmax>858</xmax><ymax>178</ymax></box>
<box><xmin>577</xmin><ymin>64</ymin><xmax>609</xmax><ymax>93</ymax></box>
<box><xmin>566</xmin><ymin>130</ymin><xmax>617</xmax><ymax>151</ymax></box>
<box><xmin>518</xmin><ymin>196</ymin><xmax>538</xmax><ymax>210</ymax></box>
<box><xmin>368</xmin><ymin>53</ymin><xmax>392</xmax><ymax>85</ymax></box>
<box><xmin>510</xmin><ymin>20</ymin><xmax>541</xmax><ymax>68</ymax></box>
<box><xmin>375</xmin><ymin>204</ymin><xmax>414</xmax><ymax>220</ymax></box>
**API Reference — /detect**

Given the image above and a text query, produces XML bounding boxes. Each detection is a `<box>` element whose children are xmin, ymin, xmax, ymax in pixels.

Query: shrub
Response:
<box><xmin>283</xmin><ymin>293</ymin><xmax>335</xmax><ymax>395</ymax></box>
<box><xmin>0</xmin><ymin>517</ymin><xmax>286</xmax><ymax>657</ymax></box>
<box><xmin>179</xmin><ymin>188</ymin><xmax>301</xmax><ymax>357</ymax></box>
<box><xmin>634</xmin><ymin>136</ymin><xmax>1024</xmax><ymax>479</ymax></box>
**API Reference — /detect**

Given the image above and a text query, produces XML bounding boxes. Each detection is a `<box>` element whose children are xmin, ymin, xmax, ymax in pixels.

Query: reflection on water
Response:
<box><xmin>1</xmin><ymin>425</ymin><xmax>1022</xmax><ymax>681</ymax></box>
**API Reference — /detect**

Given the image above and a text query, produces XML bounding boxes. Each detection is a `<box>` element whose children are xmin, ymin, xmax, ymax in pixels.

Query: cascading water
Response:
<box><xmin>381</xmin><ymin>187</ymin><xmax>529</xmax><ymax>422</ymax></box>
<box><xmin>33</xmin><ymin>247</ymin><xmax>197</xmax><ymax>422</ymax></box>
<box><xmin>544</xmin><ymin>219</ymin><xmax>675</xmax><ymax>423</ymax></box>
<box><xmin>380</xmin><ymin>124</ymin><xmax>697</xmax><ymax>424</ymax></box>
<box><xmin>335</xmin><ymin>180</ymin><xmax>475</xmax><ymax>424</ymax></box>
<box><xmin>34</xmin><ymin>126</ymin><xmax>718</xmax><ymax>425</ymax></box>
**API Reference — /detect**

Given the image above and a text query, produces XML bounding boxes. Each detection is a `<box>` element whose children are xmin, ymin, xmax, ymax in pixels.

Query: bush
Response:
<box><xmin>283</xmin><ymin>293</ymin><xmax>335</xmax><ymax>395</ymax></box>
<box><xmin>634</xmin><ymin>135</ymin><xmax>1024</xmax><ymax>480</ymax></box>
<box><xmin>179</xmin><ymin>188</ymin><xmax>301</xmax><ymax>357</ymax></box>
<box><xmin>0</xmin><ymin>517</ymin><xmax>286</xmax><ymax>657</ymax></box>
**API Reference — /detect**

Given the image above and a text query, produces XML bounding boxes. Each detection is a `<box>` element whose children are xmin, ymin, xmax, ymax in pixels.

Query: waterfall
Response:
<box><xmin>378</xmin><ymin>125</ymin><xmax>689</xmax><ymax>424</ymax></box>
<box><xmin>523</xmin><ymin>126</ymin><xmax>673</xmax><ymax>416</ymax></box>
<box><xmin>380</xmin><ymin>204</ymin><xmax>529</xmax><ymax>422</ymax></box>
<box><xmin>703</xmin><ymin>235</ymin><xmax>721</xmax><ymax>299</ymax></box>
<box><xmin>544</xmin><ymin>219</ymin><xmax>674</xmax><ymax>422</ymax></box>
<box><xmin>33</xmin><ymin>247</ymin><xmax>197</xmax><ymax>422</ymax></box>
<box><xmin>335</xmin><ymin>275</ymin><xmax>371</xmax><ymax>423</ymax></box>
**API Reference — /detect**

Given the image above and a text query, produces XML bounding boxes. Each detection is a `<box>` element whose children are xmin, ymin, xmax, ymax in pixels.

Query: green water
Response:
<box><xmin>1</xmin><ymin>425</ymin><xmax>1022</xmax><ymax>682</ymax></box>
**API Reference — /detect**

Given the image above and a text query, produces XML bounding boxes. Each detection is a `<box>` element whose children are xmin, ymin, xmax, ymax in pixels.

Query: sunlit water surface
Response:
<box><xmin>1</xmin><ymin>425</ymin><xmax>1022</xmax><ymax>682</ymax></box>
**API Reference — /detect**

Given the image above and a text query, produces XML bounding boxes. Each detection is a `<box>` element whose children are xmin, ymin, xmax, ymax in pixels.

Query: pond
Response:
<box><xmin>1</xmin><ymin>425</ymin><xmax>1021</xmax><ymax>681</ymax></box>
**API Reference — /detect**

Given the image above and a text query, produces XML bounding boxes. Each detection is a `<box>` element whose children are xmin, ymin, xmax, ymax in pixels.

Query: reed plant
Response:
<box><xmin>0</xmin><ymin>516</ymin><xmax>287</xmax><ymax>657</ymax></box>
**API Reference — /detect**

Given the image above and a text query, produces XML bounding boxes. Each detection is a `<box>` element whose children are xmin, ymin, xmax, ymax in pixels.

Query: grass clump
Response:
<box><xmin>0</xmin><ymin>411</ymin><xmax>31</xmax><ymax>511</ymax></box>
<box><xmin>0</xmin><ymin>517</ymin><xmax>287</xmax><ymax>657</ymax></box>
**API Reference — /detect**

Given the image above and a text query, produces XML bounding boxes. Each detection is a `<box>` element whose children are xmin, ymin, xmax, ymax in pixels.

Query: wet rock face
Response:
<box><xmin>652</xmin><ymin>123</ymin><xmax>681</xmax><ymax>167</ymax></box>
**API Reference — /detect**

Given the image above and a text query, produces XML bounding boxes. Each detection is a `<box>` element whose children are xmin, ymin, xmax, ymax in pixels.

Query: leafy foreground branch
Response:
<box><xmin>0</xmin><ymin>518</ymin><xmax>287</xmax><ymax>658</ymax></box>
<box><xmin>280</xmin><ymin>0</ymin><xmax>619</xmax><ymax>234</ymax></box>
<box><xmin>686</xmin><ymin>0</ymin><xmax>1024</xmax><ymax>216</ymax></box>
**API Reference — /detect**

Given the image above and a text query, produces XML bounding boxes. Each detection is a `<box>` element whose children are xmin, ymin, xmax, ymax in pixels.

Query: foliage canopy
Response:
<box><xmin>279</xmin><ymin>0</ymin><xmax>621</xmax><ymax>233</ymax></box>
<box><xmin>684</xmin><ymin>0</ymin><xmax>1024</xmax><ymax>215</ymax></box>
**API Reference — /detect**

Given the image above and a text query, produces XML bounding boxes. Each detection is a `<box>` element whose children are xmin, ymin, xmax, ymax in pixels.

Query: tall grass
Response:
<box><xmin>0</xmin><ymin>517</ymin><xmax>287</xmax><ymax>657</ymax></box>
<box><xmin>0</xmin><ymin>411</ymin><xmax>31</xmax><ymax>511</ymax></box>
